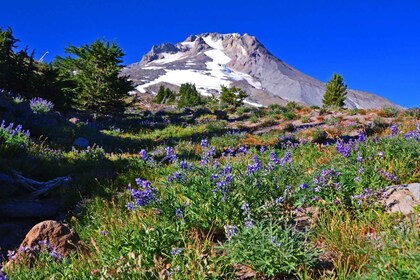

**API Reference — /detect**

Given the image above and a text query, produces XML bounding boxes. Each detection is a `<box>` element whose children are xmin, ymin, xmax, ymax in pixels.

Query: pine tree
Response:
<box><xmin>55</xmin><ymin>39</ymin><xmax>134</xmax><ymax>113</ymax></box>
<box><xmin>220</xmin><ymin>85</ymin><xmax>248</xmax><ymax>108</ymax></box>
<box><xmin>177</xmin><ymin>83</ymin><xmax>203</xmax><ymax>108</ymax></box>
<box><xmin>322</xmin><ymin>73</ymin><xmax>347</xmax><ymax>108</ymax></box>
<box><xmin>155</xmin><ymin>85</ymin><xmax>175</xmax><ymax>104</ymax></box>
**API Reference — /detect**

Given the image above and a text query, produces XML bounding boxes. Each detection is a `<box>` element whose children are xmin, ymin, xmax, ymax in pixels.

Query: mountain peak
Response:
<box><xmin>123</xmin><ymin>33</ymin><xmax>398</xmax><ymax>109</ymax></box>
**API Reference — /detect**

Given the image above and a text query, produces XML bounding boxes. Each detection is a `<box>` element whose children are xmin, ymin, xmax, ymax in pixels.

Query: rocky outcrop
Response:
<box><xmin>6</xmin><ymin>220</ymin><xmax>82</xmax><ymax>267</ymax></box>
<box><xmin>381</xmin><ymin>183</ymin><xmax>420</xmax><ymax>214</ymax></box>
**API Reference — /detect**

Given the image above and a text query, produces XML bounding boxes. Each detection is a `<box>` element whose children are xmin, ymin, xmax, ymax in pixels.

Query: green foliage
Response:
<box><xmin>177</xmin><ymin>83</ymin><xmax>204</xmax><ymax>108</ymax></box>
<box><xmin>155</xmin><ymin>85</ymin><xmax>175</xmax><ymax>104</ymax></box>
<box><xmin>323</xmin><ymin>73</ymin><xmax>347</xmax><ymax>108</ymax></box>
<box><xmin>222</xmin><ymin>221</ymin><xmax>317</xmax><ymax>277</ymax></box>
<box><xmin>55</xmin><ymin>39</ymin><xmax>134</xmax><ymax>113</ymax></box>
<box><xmin>0</xmin><ymin>120</ymin><xmax>30</xmax><ymax>151</ymax></box>
<box><xmin>382</xmin><ymin>106</ymin><xmax>399</xmax><ymax>117</ymax></box>
<box><xmin>220</xmin><ymin>85</ymin><xmax>248</xmax><ymax>108</ymax></box>
<box><xmin>286</xmin><ymin>101</ymin><xmax>302</xmax><ymax>110</ymax></box>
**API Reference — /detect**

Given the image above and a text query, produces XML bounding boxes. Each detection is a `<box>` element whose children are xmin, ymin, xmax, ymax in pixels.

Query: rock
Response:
<box><xmin>381</xmin><ymin>183</ymin><xmax>420</xmax><ymax>214</ymax></box>
<box><xmin>68</xmin><ymin>117</ymin><xmax>79</xmax><ymax>124</ymax></box>
<box><xmin>72</xmin><ymin>137</ymin><xmax>89</xmax><ymax>149</ymax></box>
<box><xmin>7</xmin><ymin>220</ymin><xmax>81</xmax><ymax>266</ymax></box>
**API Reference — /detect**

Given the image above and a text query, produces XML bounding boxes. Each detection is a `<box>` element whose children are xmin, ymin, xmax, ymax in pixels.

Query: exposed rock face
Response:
<box><xmin>381</xmin><ymin>183</ymin><xmax>420</xmax><ymax>214</ymax></box>
<box><xmin>122</xmin><ymin>32</ymin><xmax>399</xmax><ymax>109</ymax></box>
<box><xmin>7</xmin><ymin>220</ymin><xmax>81</xmax><ymax>266</ymax></box>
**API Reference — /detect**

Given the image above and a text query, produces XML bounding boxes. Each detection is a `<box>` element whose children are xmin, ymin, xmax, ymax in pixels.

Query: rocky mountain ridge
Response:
<box><xmin>122</xmin><ymin>32</ymin><xmax>398</xmax><ymax>109</ymax></box>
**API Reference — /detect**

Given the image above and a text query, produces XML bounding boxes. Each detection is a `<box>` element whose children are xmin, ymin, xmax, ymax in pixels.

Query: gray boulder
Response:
<box><xmin>381</xmin><ymin>183</ymin><xmax>420</xmax><ymax>214</ymax></box>
<box><xmin>72</xmin><ymin>137</ymin><xmax>89</xmax><ymax>149</ymax></box>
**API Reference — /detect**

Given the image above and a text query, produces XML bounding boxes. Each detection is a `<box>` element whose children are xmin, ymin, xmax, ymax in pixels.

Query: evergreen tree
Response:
<box><xmin>220</xmin><ymin>85</ymin><xmax>248</xmax><ymax>108</ymax></box>
<box><xmin>322</xmin><ymin>73</ymin><xmax>347</xmax><ymax>108</ymax></box>
<box><xmin>155</xmin><ymin>85</ymin><xmax>175</xmax><ymax>104</ymax></box>
<box><xmin>177</xmin><ymin>83</ymin><xmax>203</xmax><ymax>108</ymax></box>
<box><xmin>55</xmin><ymin>39</ymin><xmax>134</xmax><ymax>113</ymax></box>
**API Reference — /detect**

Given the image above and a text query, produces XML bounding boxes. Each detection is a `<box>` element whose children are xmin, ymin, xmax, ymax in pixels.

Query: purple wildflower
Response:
<box><xmin>139</xmin><ymin>149</ymin><xmax>148</xmax><ymax>160</ymax></box>
<box><xmin>271</xmin><ymin>236</ymin><xmax>282</xmax><ymax>247</ymax></box>
<box><xmin>224</xmin><ymin>225</ymin><xmax>237</xmax><ymax>239</ymax></box>
<box><xmin>247</xmin><ymin>155</ymin><xmax>262</xmax><ymax>174</ymax></box>
<box><xmin>357</xmin><ymin>130</ymin><xmax>366</xmax><ymax>143</ymax></box>
<box><xmin>29</xmin><ymin>97</ymin><xmax>54</xmax><ymax>113</ymax></box>
<box><xmin>175</xmin><ymin>208</ymin><xmax>183</xmax><ymax>219</ymax></box>
<box><xmin>238</xmin><ymin>146</ymin><xmax>247</xmax><ymax>154</ymax></box>
<box><xmin>269</xmin><ymin>151</ymin><xmax>281</xmax><ymax>165</ymax></box>
<box><xmin>336</xmin><ymin>139</ymin><xmax>354</xmax><ymax>158</ymax></box>
<box><xmin>200</xmin><ymin>139</ymin><xmax>208</xmax><ymax>148</ymax></box>
<box><xmin>171</xmin><ymin>247</ymin><xmax>182</xmax><ymax>256</ymax></box>
<box><xmin>378</xmin><ymin>168</ymin><xmax>399</xmax><ymax>182</ymax></box>
<box><xmin>299</xmin><ymin>183</ymin><xmax>310</xmax><ymax>190</ymax></box>
<box><xmin>390</xmin><ymin>125</ymin><xmax>398</xmax><ymax>136</ymax></box>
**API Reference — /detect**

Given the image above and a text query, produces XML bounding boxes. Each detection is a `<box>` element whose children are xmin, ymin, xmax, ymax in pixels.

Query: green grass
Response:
<box><xmin>2</xmin><ymin>103</ymin><xmax>420</xmax><ymax>279</ymax></box>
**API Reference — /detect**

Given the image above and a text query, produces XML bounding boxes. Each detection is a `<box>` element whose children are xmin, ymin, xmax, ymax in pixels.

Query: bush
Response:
<box><xmin>222</xmin><ymin>221</ymin><xmax>317</xmax><ymax>277</ymax></box>
<box><xmin>29</xmin><ymin>97</ymin><xmax>54</xmax><ymax>114</ymax></box>
<box><xmin>0</xmin><ymin>120</ymin><xmax>30</xmax><ymax>150</ymax></box>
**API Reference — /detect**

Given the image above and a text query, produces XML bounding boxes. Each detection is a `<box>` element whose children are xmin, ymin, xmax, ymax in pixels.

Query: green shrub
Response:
<box><xmin>222</xmin><ymin>221</ymin><xmax>317</xmax><ymax>277</ymax></box>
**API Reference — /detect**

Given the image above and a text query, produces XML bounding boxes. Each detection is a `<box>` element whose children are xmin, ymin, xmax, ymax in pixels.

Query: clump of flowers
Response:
<box><xmin>29</xmin><ymin>97</ymin><xmax>54</xmax><ymax>114</ymax></box>
<box><xmin>404</xmin><ymin>123</ymin><xmax>420</xmax><ymax>141</ymax></box>
<box><xmin>0</xmin><ymin>120</ymin><xmax>30</xmax><ymax>148</ymax></box>
<box><xmin>378</xmin><ymin>168</ymin><xmax>399</xmax><ymax>182</ymax></box>
<box><xmin>126</xmin><ymin>179</ymin><xmax>157</xmax><ymax>210</ymax></box>
<box><xmin>336</xmin><ymin>139</ymin><xmax>354</xmax><ymax>158</ymax></box>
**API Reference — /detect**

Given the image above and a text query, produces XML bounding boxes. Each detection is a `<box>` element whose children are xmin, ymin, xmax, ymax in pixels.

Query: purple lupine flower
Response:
<box><xmin>357</xmin><ymin>130</ymin><xmax>366</xmax><ymax>143</ymax></box>
<box><xmin>164</xmin><ymin>146</ymin><xmax>177</xmax><ymax>162</ymax></box>
<box><xmin>49</xmin><ymin>250</ymin><xmax>63</xmax><ymax>261</ymax></box>
<box><xmin>299</xmin><ymin>183</ymin><xmax>310</xmax><ymax>190</ymax></box>
<box><xmin>404</xmin><ymin>123</ymin><xmax>420</xmax><ymax>141</ymax></box>
<box><xmin>390</xmin><ymin>125</ymin><xmax>398</xmax><ymax>136</ymax></box>
<box><xmin>271</xmin><ymin>236</ymin><xmax>282</xmax><ymax>247</ymax></box>
<box><xmin>280</xmin><ymin>150</ymin><xmax>293</xmax><ymax>165</ymax></box>
<box><xmin>377</xmin><ymin>151</ymin><xmax>384</xmax><ymax>158</ymax></box>
<box><xmin>224</xmin><ymin>225</ymin><xmax>237</xmax><ymax>239</ymax></box>
<box><xmin>237</xmin><ymin>146</ymin><xmax>247</xmax><ymax>154</ymax></box>
<box><xmin>226</xmin><ymin>146</ymin><xmax>235</xmax><ymax>156</ymax></box>
<box><xmin>29</xmin><ymin>97</ymin><xmax>54</xmax><ymax>113</ymax></box>
<box><xmin>241</xmin><ymin>202</ymin><xmax>254</xmax><ymax>228</ymax></box>
<box><xmin>207</xmin><ymin>146</ymin><xmax>216</xmax><ymax>157</ymax></box>
<box><xmin>200</xmin><ymin>139</ymin><xmax>208</xmax><ymax>148</ymax></box>
<box><xmin>173</xmin><ymin>172</ymin><xmax>182</xmax><ymax>183</ymax></box>
<box><xmin>100</xmin><ymin>230</ymin><xmax>109</xmax><ymax>236</ymax></box>
<box><xmin>179</xmin><ymin>160</ymin><xmax>189</xmax><ymax>170</ymax></box>
<box><xmin>378</xmin><ymin>168</ymin><xmax>399</xmax><ymax>182</ymax></box>
<box><xmin>269</xmin><ymin>151</ymin><xmax>281</xmax><ymax>165</ymax></box>
<box><xmin>336</xmin><ymin>139</ymin><xmax>354</xmax><ymax>158</ymax></box>
<box><xmin>175</xmin><ymin>208</ymin><xmax>183</xmax><ymax>219</ymax></box>
<box><xmin>275</xmin><ymin>196</ymin><xmax>284</xmax><ymax>204</ymax></box>
<box><xmin>129</xmin><ymin>179</ymin><xmax>156</xmax><ymax>207</ymax></box>
<box><xmin>247</xmin><ymin>155</ymin><xmax>262</xmax><ymax>174</ymax></box>
<box><xmin>139</xmin><ymin>149</ymin><xmax>148</xmax><ymax>160</ymax></box>
<box><xmin>210</xmin><ymin>173</ymin><xmax>219</xmax><ymax>182</ymax></box>
<box><xmin>171</xmin><ymin>247</ymin><xmax>182</xmax><ymax>256</ymax></box>
<box><xmin>260</xmin><ymin>146</ymin><xmax>266</xmax><ymax>153</ymax></box>
<box><xmin>356</xmin><ymin>153</ymin><xmax>363</xmax><ymax>163</ymax></box>
<box><xmin>125</xmin><ymin>202</ymin><xmax>135</xmax><ymax>211</ymax></box>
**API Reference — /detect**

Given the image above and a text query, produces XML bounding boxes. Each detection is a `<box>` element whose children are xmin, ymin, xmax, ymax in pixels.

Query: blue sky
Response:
<box><xmin>1</xmin><ymin>0</ymin><xmax>419</xmax><ymax>107</ymax></box>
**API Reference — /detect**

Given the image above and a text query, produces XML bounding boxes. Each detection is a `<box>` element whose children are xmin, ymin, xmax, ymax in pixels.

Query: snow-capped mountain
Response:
<box><xmin>122</xmin><ymin>33</ymin><xmax>397</xmax><ymax>109</ymax></box>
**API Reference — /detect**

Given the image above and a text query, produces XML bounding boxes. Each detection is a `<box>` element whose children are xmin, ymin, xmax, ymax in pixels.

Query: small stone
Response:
<box><xmin>72</xmin><ymin>137</ymin><xmax>89</xmax><ymax>149</ymax></box>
